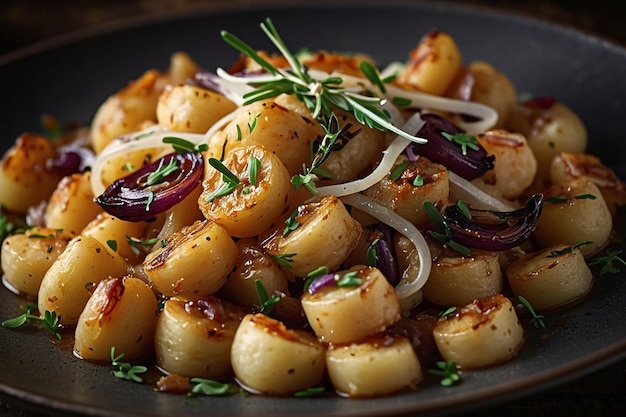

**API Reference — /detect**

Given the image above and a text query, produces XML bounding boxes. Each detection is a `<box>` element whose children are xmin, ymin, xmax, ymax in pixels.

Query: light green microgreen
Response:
<box><xmin>336</xmin><ymin>270</ymin><xmax>362</xmax><ymax>287</ymax></box>
<box><xmin>189</xmin><ymin>378</ymin><xmax>233</xmax><ymax>396</ymax></box>
<box><xmin>110</xmin><ymin>346</ymin><xmax>148</xmax><ymax>383</ymax></box>
<box><xmin>441</xmin><ymin>132</ymin><xmax>479</xmax><ymax>156</ymax></box>
<box><xmin>429</xmin><ymin>361</ymin><xmax>460</xmax><ymax>386</ymax></box>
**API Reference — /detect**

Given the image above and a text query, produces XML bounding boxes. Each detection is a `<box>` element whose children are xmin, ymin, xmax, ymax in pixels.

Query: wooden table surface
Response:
<box><xmin>0</xmin><ymin>1</ymin><xmax>625</xmax><ymax>416</ymax></box>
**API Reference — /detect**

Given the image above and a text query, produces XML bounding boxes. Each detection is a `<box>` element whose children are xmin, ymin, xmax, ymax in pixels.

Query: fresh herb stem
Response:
<box><xmin>1</xmin><ymin>303</ymin><xmax>62</xmax><ymax>340</ymax></box>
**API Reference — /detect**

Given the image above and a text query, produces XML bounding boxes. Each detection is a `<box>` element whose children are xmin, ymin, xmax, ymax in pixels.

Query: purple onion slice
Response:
<box><xmin>306</xmin><ymin>273</ymin><xmax>337</xmax><ymax>295</ymax></box>
<box><xmin>95</xmin><ymin>151</ymin><xmax>203</xmax><ymax>222</ymax></box>
<box><xmin>408</xmin><ymin>113</ymin><xmax>494</xmax><ymax>180</ymax></box>
<box><xmin>442</xmin><ymin>194</ymin><xmax>544</xmax><ymax>251</ymax></box>
<box><xmin>369</xmin><ymin>223</ymin><xmax>399</xmax><ymax>286</ymax></box>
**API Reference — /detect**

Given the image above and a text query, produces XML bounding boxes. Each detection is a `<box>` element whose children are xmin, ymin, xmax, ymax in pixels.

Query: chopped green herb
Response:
<box><xmin>145</xmin><ymin>157</ymin><xmax>180</xmax><ymax>186</ymax></box>
<box><xmin>303</xmin><ymin>266</ymin><xmax>329</xmax><ymax>292</ymax></box>
<box><xmin>236</xmin><ymin>124</ymin><xmax>243</xmax><ymax>141</ymax></box>
<box><xmin>423</xmin><ymin>201</ymin><xmax>471</xmax><ymax>256</ymax></box>
<box><xmin>122</xmin><ymin>162</ymin><xmax>135</xmax><ymax>171</ymax></box>
<box><xmin>272</xmin><ymin>253</ymin><xmax>296</xmax><ymax>269</ymax></box>
<box><xmin>146</xmin><ymin>191</ymin><xmax>155</xmax><ymax>211</ymax></box>
<box><xmin>367</xmin><ymin>238</ymin><xmax>379</xmax><ymax>267</ymax></box>
<box><xmin>546</xmin><ymin>241</ymin><xmax>593</xmax><ymax>258</ymax></box>
<box><xmin>588</xmin><ymin>249</ymin><xmax>626</xmax><ymax>275</ymax></box>
<box><xmin>255</xmin><ymin>280</ymin><xmax>281</xmax><ymax>315</ymax></box>
<box><xmin>294</xmin><ymin>386</ymin><xmax>326</xmax><ymax>397</ymax></box>
<box><xmin>248</xmin><ymin>156</ymin><xmax>261</xmax><ymax>186</ymax></box>
<box><xmin>205</xmin><ymin>158</ymin><xmax>241</xmax><ymax>202</ymax></box>
<box><xmin>429</xmin><ymin>361</ymin><xmax>460</xmax><ymax>386</ymax></box>
<box><xmin>162</xmin><ymin>136</ymin><xmax>208</xmax><ymax>154</ymax></box>
<box><xmin>110</xmin><ymin>346</ymin><xmax>147</xmax><ymax>383</ymax></box>
<box><xmin>391</xmin><ymin>96</ymin><xmax>412</xmax><ymax>108</ymax></box>
<box><xmin>359</xmin><ymin>60</ymin><xmax>387</xmax><ymax>94</ymax></box>
<box><xmin>0</xmin><ymin>207</ymin><xmax>15</xmax><ymax>243</ymax></box>
<box><xmin>248</xmin><ymin>113</ymin><xmax>260</xmax><ymax>133</ymax></box>
<box><xmin>412</xmin><ymin>175</ymin><xmax>424</xmax><ymax>187</ymax></box>
<box><xmin>389</xmin><ymin>161</ymin><xmax>409</xmax><ymax>182</ymax></box>
<box><xmin>544</xmin><ymin>194</ymin><xmax>597</xmax><ymax>204</ymax></box>
<box><xmin>441</xmin><ymin>132</ymin><xmax>479</xmax><ymax>156</ymax></box>
<box><xmin>107</xmin><ymin>240</ymin><xmax>118</xmax><ymax>252</ymax></box>
<box><xmin>189</xmin><ymin>378</ymin><xmax>233</xmax><ymax>396</ymax></box>
<box><xmin>439</xmin><ymin>306</ymin><xmax>457</xmax><ymax>319</ymax></box>
<box><xmin>517</xmin><ymin>296</ymin><xmax>545</xmax><ymax>328</ymax></box>
<box><xmin>336</xmin><ymin>270</ymin><xmax>362</xmax><ymax>287</ymax></box>
<box><xmin>283</xmin><ymin>210</ymin><xmax>301</xmax><ymax>236</ymax></box>
<box><xmin>2</xmin><ymin>303</ymin><xmax>62</xmax><ymax>340</ymax></box>
<box><xmin>126</xmin><ymin>235</ymin><xmax>160</xmax><ymax>255</ymax></box>
<box><xmin>456</xmin><ymin>200</ymin><xmax>471</xmax><ymax>220</ymax></box>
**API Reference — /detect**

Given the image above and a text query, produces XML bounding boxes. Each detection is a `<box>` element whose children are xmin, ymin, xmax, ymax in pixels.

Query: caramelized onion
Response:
<box><xmin>442</xmin><ymin>194</ymin><xmax>544</xmax><ymax>251</ymax></box>
<box><xmin>95</xmin><ymin>151</ymin><xmax>203</xmax><ymax>222</ymax></box>
<box><xmin>408</xmin><ymin>113</ymin><xmax>494</xmax><ymax>180</ymax></box>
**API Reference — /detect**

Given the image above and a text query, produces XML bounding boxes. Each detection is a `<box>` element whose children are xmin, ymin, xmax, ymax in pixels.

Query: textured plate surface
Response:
<box><xmin>1</xmin><ymin>1</ymin><xmax>626</xmax><ymax>416</ymax></box>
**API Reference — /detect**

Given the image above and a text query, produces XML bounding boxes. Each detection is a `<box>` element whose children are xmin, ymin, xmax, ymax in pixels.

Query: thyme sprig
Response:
<box><xmin>517</xmin><ymin>296</ymin><xmax>545</xmax><ymax>329</ymax></box>
<box><xmin>220</xmin><ymin>18</ymin><xmax>424</xmax><ymax>195</ymax></box>
<box><xmin>1</xmin><ymin>303</ymin><xmax>62</xmax><ymax>340</ymax></box>
<box><xmin>588</xmin><ymin>249</ymin><xmax>626</xmax><ymax>275</ymax></box>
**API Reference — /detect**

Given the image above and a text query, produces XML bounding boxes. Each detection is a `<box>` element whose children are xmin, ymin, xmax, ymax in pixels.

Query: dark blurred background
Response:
<box><xmin>0</xmin><ymin>0</ymin><xmax>624</xmax><ymax>56</ymax></box>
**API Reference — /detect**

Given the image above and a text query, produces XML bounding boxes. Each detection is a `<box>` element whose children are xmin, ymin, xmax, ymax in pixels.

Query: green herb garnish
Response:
<box><xmin>588</xmin><ymin>249</ymin><xmax>626</xmax><ymax>275</ymax></box>
<box><xmin>429</xmin><ymin>361</ymin><xmax>460</xmax><ymax>386</ymax></box>
<box><xmin>544</xmin><ymin>194</ymin><xmax>597</xmax><ymax>204</ymax></box>
<box><xmin>110</xmin><ymin>346</ymin><xmax>147</xmax><ymax>383</ymax></box>
<box><xmin>205</xmin><ymin>158</ymin><xmax>241</xmax><ymax>202</ymax></box>
<box><xmin>248</xmin><ymin>156</ymin><xmax>261</xmax><ymax>186</ymax></box>
<box><xmin>441</xmin><ymin>132</ymin><xmax>479</xmax><ymax>156</ymax></box>
<box><xmin>220</xmin><ymin>18</ymin><xmax>424</xmax><ymax>196</ymax></box>
<box><xmin>423</xmin><ymin>201</ymin><xmax>471</xmax><ymax>256</ymax></box>
<box><xmin>272</xmin><ymin>253</ymin><xmax>296</xmax><ymax>269</ymax></box>
<box><xmin>546</xmin><ymin>241</ymin><xmax>593</xmax><ymax>258</ymax></box>
<box><xmin>163</xmin><ymin>136</ymin><xmax>208</xmax><ymax>154</ymax></box>
<box><xmin>255</xmin><ymin>280</ymin><xmax>281</xmax><ymax>315</ymax></box>
<box><xmin>2</xmin><ymin>303</ymin><xmax>62</xmax><ymax>340</ymax></box>
<box><xmin>189</xmin><ymin>378</ymin><xmax>233</xmax><ymax>396</ymax></box>
<box><xmin>389</xmin><ymin>161</ymin><xmax>409</xmax><ymax>182</ymax></box>
<box><xmin>517</xmin><ymin>296</ymin><xmax>545</xmax><ymax>329</ymax></box>
<box><xmin>336</xmin><ymin>270</ymin><xmax>362</xmax><ymax>287</ymax></box>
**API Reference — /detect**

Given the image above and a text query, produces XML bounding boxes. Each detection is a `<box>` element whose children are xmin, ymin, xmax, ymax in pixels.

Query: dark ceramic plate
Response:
<box><xmin>1</xmin><ymin>1</ymin><xmax>625</xmax><ymax>416</ymax></box>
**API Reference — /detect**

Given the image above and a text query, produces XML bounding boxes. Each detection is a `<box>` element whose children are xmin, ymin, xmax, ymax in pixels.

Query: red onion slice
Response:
<box><xmin>95</xmin><ymin>151</ymin><xmax>203</xmax><ymax>222</ymax></box>
<box><xmin>408</xmin><ymin>113</ymin><xmax>494</xmax><ymax>180</ymax></box>
<box><xmin>442</xmin><ymin>194</ymin><xmax>544</xmax><ymax>251</ymax></box>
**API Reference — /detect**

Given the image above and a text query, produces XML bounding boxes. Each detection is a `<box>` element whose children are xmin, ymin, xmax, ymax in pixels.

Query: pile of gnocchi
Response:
<box><xmin>1</xmin><ymin>25</ymin><xmax>624</xmax><ymax>399</ymax></box>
